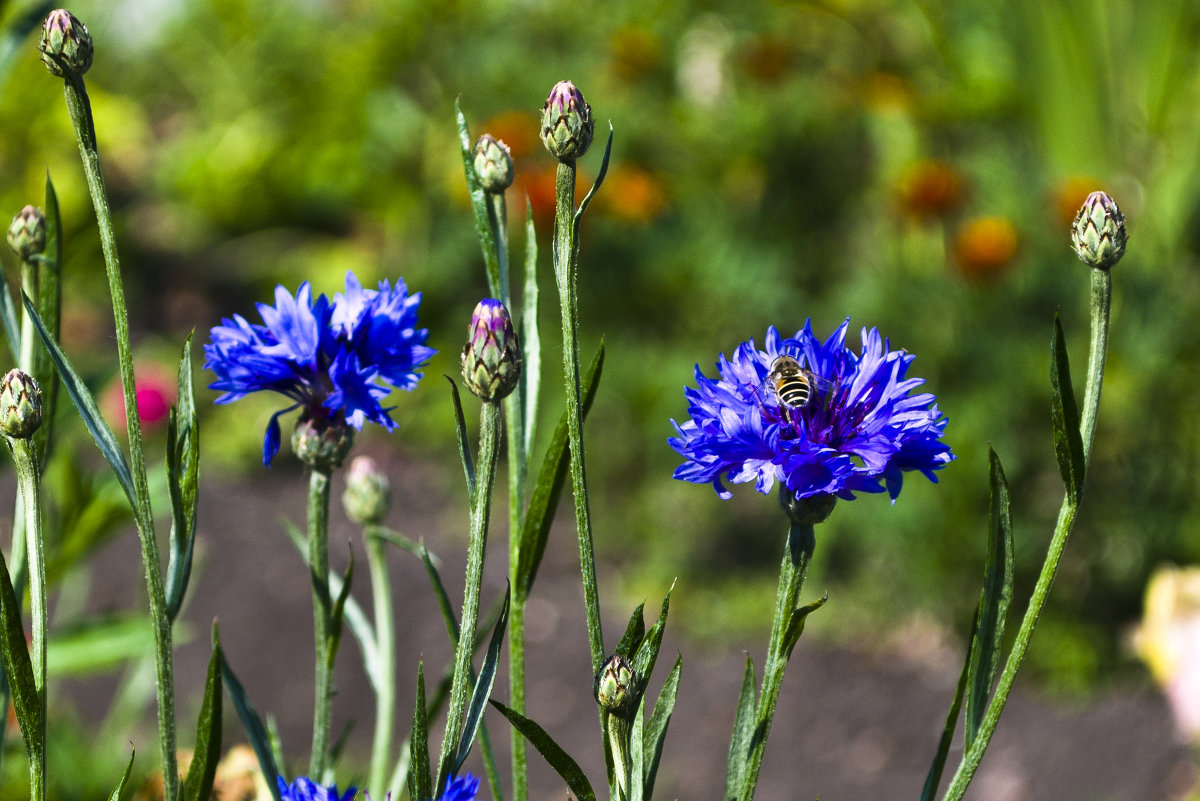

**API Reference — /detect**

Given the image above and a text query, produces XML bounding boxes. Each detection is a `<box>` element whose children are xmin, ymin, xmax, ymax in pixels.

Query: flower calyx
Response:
<box><xmin>40</xmin><ymin>9</ymin><xmax>93</xmax><ymax>78</ymax></box>
<box><xmin>473</xmin><ymin>134</ymin><xmax>515</xmax><ymax>193</ymax></box>
<box><xmin>1071</xmin><ymin>190</ymin><xmax>1126</xmax><ymax>270</ymax></box>
<box><xmin>541</xmin><ymin>80</ymin><xmax>593</xmax><ymax>161</ymax></box>
<box><xmin>0</xmin><ymin>369</ymin><xmax>43</xmax><ymax>440</ymax></box>
<box><xmin>7</xmin><ymin>206</ymin><xmax>46</xmax><ymax>261</ymax></box>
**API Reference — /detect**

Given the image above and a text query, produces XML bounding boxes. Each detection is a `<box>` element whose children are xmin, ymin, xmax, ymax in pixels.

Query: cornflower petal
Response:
<box><xmin>670</xmin><ymin>320</ymin><xmax>954</xmax><ymax>503</ymax></box>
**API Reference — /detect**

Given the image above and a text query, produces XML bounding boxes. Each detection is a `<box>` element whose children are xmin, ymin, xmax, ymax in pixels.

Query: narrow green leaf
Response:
<box><xmin>630</xmin><ymin>699</ymin><xmax>646</xmax><ymax>801</ymax></box>
<box><xmin>445</xmin><ymin>376</ymin><xmax>476</xmax><ymax>502</ymax></box>
<box><xmin>521</xmin><ymin>197</ymin><xmax>541</xmax><ymax>456</ymax></box>
<box><xmin>34</xmin><ymin>171</ymin><xmax>63</xmax><ymax>464</ymax></box>
<box><xmin>284</xmin><ymin>521</ymin><xmax>378</xmax><ymax>684</ymax></box>
<box><xmin>490</xmin><ymin>700</ymin><xmax>597</xmax><ymax>801</ymax></box>
<box><xmin>183</xmin><ymin>632</ymin><xmax>223</xmax><ymax>801</ymax></box>
<box><xmin>454</xmin><ymin>586</ymin><xmax>510</xmax><ymax>774</ymax></box>
<box><xmin>218</xmin><ymin>636</ymin><xmax>282</xmax><ymax>801</ymax></box>
<box><xmin>420</xmin><ymin>544</ymin><xmax>460</xmax><ymax>647</ymax></box>
<box><xmin>631</xmin><ymin>582</ymin><xmax>674</xmax><ymax>697</ymax></box>
<box><xmin>0</xmin><ymin>546</ymin><xmax>41</xmax><ymax>771</ymax></box>
<box><xmin>23</xmin><ymin>294</ymin><xmax>136</xmax><ymax>508</ymax></box>
<box><xmin>725</xmin><ymin>654</ymin><xmax>757</xmax><ymax>799</ymax></box>
<box><xmin>165</xmin><ymin>332</ymin><xmax>200</xmax><ymax>621</ymax></box>
<box><xmin>783</xmin><ymin>594</ymin><xmax>828</xmax><ymax>659</ymax></box>
<box><xmin>46</xmin><ymin>614</ymin><xmax>154</xmax><ymax>675</ymax></box>
<box><xmin>369</xmin><ymin>525</ymin><xmax>423</xmax><ymax>555</ymax></box>
<box><xmin>615</xmin><ymin>602</ymin><xmax>646</xmax><ymax>660</ymax></box>
<box><xmin>328</xmin><ymin>550</ymin><xmax>354</xmax><ymax>656</ymax></box>
<box><xmin>456</xmin><ymin>100</ymin><xmax>502</xmax><ymax>298</ymax></box>
<box><xmin>920</xmin><ymin>609</ymin><xmax>977</xmax><ymax>801</ymax></box>
<box><xmin>965</xmin><ymin>449</ymin><xmax>1014</xmax><ymax>750</ymax></box>
<box><xmin>1050</xmin><ymin>316</ymin><xmax>1086</xmax><ymax>504</ymax></box>
<box><xmin>515</xmin><ymin>343</ymin><xmax>604</xmax><ymax>600</ymax></box>
<box><xmin>573</xmin><ymin>126</ymin><xmax>614</xmax><ymax>231</ymax></box>
<box><xmin>0</xmin><ymin>270</ymin><xmax>18</xmax><ymax>363</ymax></box>
<box><xmin>107</xmin><ymin>748</ymin><xmax>136</xmax><ymax>801</ymax></box>
<box><xmin>407</xmin><ymin>661</ymin><xmax>431</xmax><ymax>801</ymax></box>
<box><xmin>643</xmin><ymin>654</ymin><xmax>682</xmax><ymax>801</ymax></box>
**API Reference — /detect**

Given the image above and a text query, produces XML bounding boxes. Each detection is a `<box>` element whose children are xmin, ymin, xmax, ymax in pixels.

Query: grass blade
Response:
<box><xmin>725</xmin><ymin>654</ymin><xmax>757</xmax><ymax>799</ymax></box>
<box><xmin>407</xmin><ymin>661</ymin><xmax>431</xmax><ymax>801</ymax></box>
<box><xmin>165</xmin><ymin>333</ymin><xmax>200</xmax><ymax>621</ymax></box>
<box><xmin>643</xmin><ymin>654</ymin><xmax>682</xmax><ymax>801</ymax></box>
<box><xmin>491</xmin><ymin>700</ymin><xmax>596</xmax><ymax>801</ymax></box>
<box><xmin>218</xmin><ymin>633</ymin><xmax>282</xmax><ymax>801</ymax></box>
<box><xmin>454</xmin><ymin>586</ymin><xmax>510</xmax><ymax>774</ymax></box>
<box><xmin>1051</xmin><ymin>316</ymin><xmax>1086</xmax><ymax>504</ymax></box>
<box><xmin>921</xmin><ymin>610</ymin><xmax>977</xmax><ymax>801</ymax></box>
<box><xmin>183</xmin><ymin>631</ymin><xmax>223</xmax><ymax>801</ymax></box>
<box><xmin>446</xmin><ymin>376</ymin><xmax>476</xmax><ymax>502</ymax></box>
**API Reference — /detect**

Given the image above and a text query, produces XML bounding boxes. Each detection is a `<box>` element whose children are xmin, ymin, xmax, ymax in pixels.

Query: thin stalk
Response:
<box><xmin>10</xmin><ymin>437</ymin><xmax>45</xmax><ymax>801</ymax></box>
<box><xmin>59</xmin><ymin>71</ymin><xmax>177</xmax><ymax>801</ymax></box>
<box><xmin>940</xmin><ymin>267</ymin><xmax>1112</xmax><ymax>801</ymax></box>
<box><xmin>552</xmin><ymin>158</ymin><xmax>604</xmax><ymax>674</ymax></box>
<box><xmin>739</xmin><ymin>521</ymin><xmax>814</xmax><ymax>801</ymax></box>
<box><xmin>308</xmin><ymin>466</ymin><xmax>333</xmax><ymax>779</ymax></box>
<box><xmin>489</xmin><ymin>187</ymin><xmax>532</xmax><ymax>801</ymax></box>
<box><xmin>366</xmin><ymin>526</ymin><xmax>396</xmax><ymax>794</ymax></box>
<box><xmin>438</xmin><ymin>401</ymin><xmax>502</xmax><ymax>787</ymax></box>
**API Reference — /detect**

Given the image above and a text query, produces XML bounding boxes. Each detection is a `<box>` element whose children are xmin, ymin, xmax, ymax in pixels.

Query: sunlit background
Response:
<box><xmin>1</xmin><ymin>0</ymin><xmax>1199</xmax><ymax>796</ymax></box>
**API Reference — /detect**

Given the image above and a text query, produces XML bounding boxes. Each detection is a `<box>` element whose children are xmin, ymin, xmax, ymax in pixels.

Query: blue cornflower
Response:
<box><xmin>670</xmin><ymin>320</ymin><xmax>954</xmax><ymax>502</ymax></box>
<box><xmin>204</xmin><ymin>271</ymin><xmax>434</xmax><ymax>466</ymax></box>
<box><xmin>277</xmin><ymin>776</ymin><xmax>357</xmax><ymax>801</ymax></box>
<box><xmin>436</xmin><ymin>774</ymin><xmax>480</xmax><ymax>801</ymax></box>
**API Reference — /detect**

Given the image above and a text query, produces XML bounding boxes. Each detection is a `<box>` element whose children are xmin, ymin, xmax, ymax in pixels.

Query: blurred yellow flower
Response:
<box><xmin>1135</xmin><ymin>565</ymin><xmax>1200</xmax><ymax>740</ymax></box>
<box><xmin>1051</xmin><ymin>175</ymin><xmax>1102</xmax><ymax>229</ymax></box>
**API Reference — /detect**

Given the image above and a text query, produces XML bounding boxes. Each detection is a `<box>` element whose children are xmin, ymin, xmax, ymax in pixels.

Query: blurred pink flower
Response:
<box><xmin>104</xmin><ymin>365</ymin><xmax>176</xmax><ymax>432</ymax></box>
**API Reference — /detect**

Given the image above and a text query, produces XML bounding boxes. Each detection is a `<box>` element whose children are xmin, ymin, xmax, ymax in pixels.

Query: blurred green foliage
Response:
<box><xmin>0</xmin><ymin>0</ymin><xmax>1198</xmax><ymax>700</ymax></box>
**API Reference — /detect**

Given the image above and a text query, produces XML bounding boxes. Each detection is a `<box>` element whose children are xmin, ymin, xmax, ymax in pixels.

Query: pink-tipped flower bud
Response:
<box><xmin>473</xmin><ymin>134</ymin><xmax>515</xmax><ymax>193</ymax></box>
<box><xmin>540</xmin><ymin>80</ymin><xmax>593</xmax><ymax>161</ymax></box>
<box><xmin>7</xmin><ymin>206</ymin><xmax>46</xmax><ymax>261</ymax></box>
<box><xmin>342</xmin><ymin>455</ymin><xmax>391</xmax><ymax>525</ymax></box>
<box><xmin>0</xmin><ymin>369</ymin><xmax>42</xmax><ymax>440</ymax></box>
<box><xmin>1071</xmin><ymin>190</ymin><xmax>1127</xmax><ymax>269</ymax></box>
<box><xmin>460</xmin><ymin>299</ymin><xmax>521</xmax><ymax>402</ymax></box>
<box><xmin>39</xmin><ymin>9</ymin><xmax>93</xmax><ymax>78</ymax></box>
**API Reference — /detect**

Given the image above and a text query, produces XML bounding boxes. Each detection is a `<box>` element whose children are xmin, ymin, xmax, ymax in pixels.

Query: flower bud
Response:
<box><xmin>39</xmin><ymin>9</ymin><xmax>93</xmax><ymax>78</ymax></box>
<box><xmin>540</xmin><ymin>80</ymin><xmax>593</xmax><ymax>161</ymax></box>
<box><xmin>342</xmin><ymin>455</ymin><xmax>391</xmax><ymax>525</ymax></box>
<box><xmin>461</xmin><ymin>299</ymin><xmax>521</xmax><ymax>402</ymax></box>
<box><xmin>7</xmin><ymin>206</ymin><xmax>46</xmax><ymax>261</ymax></box>
<box><xmin>594</xmin><ymin>654</ymin><xmax>637</xmax><ymax>717</ymax></box>
<box><xmin>473</xmin><ymin>134</ymin><xmax>515</xmax><ymax>193</ymax></box>
<box><xmin>0</xmin><ymin>369</ymin><xmax>43</xmax><ymax>440</ymax></box>
<box><xmin>292</xmin><ymin>415</ymin><xmax>355</xmax><ymax>469</ymax></box>
<box><xmin>1071</xmin><ymin>190</ymin><xmax>1126</xmax><ymax>269</ymax></box>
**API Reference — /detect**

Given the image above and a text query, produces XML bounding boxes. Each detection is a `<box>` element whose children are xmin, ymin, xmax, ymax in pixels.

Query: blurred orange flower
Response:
<box><xmin>740</xmin><ymin>34</ymin><xmax>793</xmax><ymax>85</ymax></box>
<box><xmin>479</xmin><ymin>110</ymin><xmax>538</xmax><ymax>161</ymax></box>
<box><xmin>1051</xmin><ymin>175</ymin><xmax>1101</xmax><ymax>229</ymax></box>
<box><xmin>896</xmin><ymin>159</ymin><xmax>965</xmax><ymax>221</ymax></box>
<box><xmin>609</xmin><ymin>25</ymin><xmax>662</xmax><ymax>83</ymax></box>
<box><xmin>599</xmin><ymin>164</ymin><xmax>667</xmax><ymax>224</ymax></box>
<box><xmin>513</xmin><ymin>163</ymin><xmax>592</xmax><ymax>231</ymax></box>
<box><xmin>953</xmin><ymin>216</ymin><xmax>1019</xmax><ymax>281</ymax></box>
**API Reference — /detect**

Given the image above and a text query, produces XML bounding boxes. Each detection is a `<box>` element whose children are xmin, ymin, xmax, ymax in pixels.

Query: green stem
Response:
<box><xmin>739</xmin><ymin>521</ymin><xmax>814</xmax><ymax>801</ymax></box>
<box><xmin>438</xmin><ymin>401</ymin><xmax>502</xmax><ymax>787</ymax></box>
<box><xmin>11</xmin><ymin>437</ymin><xmax>45</xmax><ymax>801</ymax></box>
<box><xmin>489</xmin><ymin>187</ymin><xmax>531</xmax><ymax>801</ymax></box>
<box><xmin>60</xmin><ymin>73</ymin><xmax>177</xmax><ymax>801</ymax></box>
<box><xmin>366</xmin><ymin>527</ymin><xmax>396</xmax><ymax>794</ymax></box>
<box><xmin>308</xmin><ymin>466</ymin><xmax>333</xmax><ymax>779</ymax></box>
<box><xmin>552</xmin><ymin>158</ymin><xmax>604</xmax><ymax>675</ymax></box>
<box><xmin>940</xmin><ymin>267</ymin><xmax>1112</xmax><ymax>801</ymax></box>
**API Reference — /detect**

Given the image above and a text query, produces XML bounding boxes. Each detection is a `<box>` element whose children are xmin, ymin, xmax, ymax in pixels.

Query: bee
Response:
<box><xmin>761</xmin><ymin>354</ymin><xmax>836</xmax><ymax>428</ymax></box>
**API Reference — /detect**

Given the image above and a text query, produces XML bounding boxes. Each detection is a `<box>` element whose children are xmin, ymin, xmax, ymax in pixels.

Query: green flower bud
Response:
<box><xmin>7</xmin><ymin>206</ymin><xmax>46</xmax><ymax>261</ymax></box>
<box><xmin>342</xmin><ymin>455</ymin><xmax>391</xmax><ymax>525</ymax></box>
<box><xmin>461</xmin><ymin>299</ymin><xmax>521</xmax><ymax>402</ymax></box>
<box><xmin>292</xmin><ymin>415</ymin><xmax>355</xmax><ymax>469</ymax></box>
<box><xmin>474</xmin><ymin>134</ymin><xmax>515</xmax><ymax>193</ymax></box>
<box><xmin>780</xmin><ymin>489</ymin><xmax>836</xmax><ymax>527</ymax></box>
<box><xmin>1071</xmin><ymin>190</ymin><xmax>1126</xmax><ymax>270</ymax></box>
<box><xmin>541</xmin><ymin>80</ymin><xmax>593</xmax><ymax>161</ymax></box>
<box><xmin>39</xmin><ymin>9</ymin><xmax>93</xmax><ymax>78</ymax></box>
<box><xmin>594</xmin><ymin>654</ymin><xmax>637</xmax><ymax>717</ymax></box>
<box><xmin>0</xmin><ymin>369</ymin><xmax>43</xmax><ymax>440</ymax></box>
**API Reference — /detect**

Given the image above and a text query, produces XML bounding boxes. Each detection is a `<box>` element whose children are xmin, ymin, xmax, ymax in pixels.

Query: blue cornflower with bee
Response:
<box><xmin>669</xmin><ymin>319</ymin><xmax>954</xmax><ymax>502</ymax></box>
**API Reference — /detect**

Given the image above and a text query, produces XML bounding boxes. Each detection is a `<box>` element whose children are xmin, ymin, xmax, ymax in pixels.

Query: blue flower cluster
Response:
<box><xmin>670</xmin><ymin>320</ymin><xmax>954</xmax><ymax>502</ymax></box>
<box><xmin>277</xmin><ymin>776</ymin><xmax>357</xmax><ymax>801</ymax></box>
<box><xmin>204</xmin><ymin>271</ymin><xmax>434</xmax><ymax>465</ymax></box>
<box><xmin>438</xmin><ymin>774</ymin><xmax>481</xmax><ymax>801</ymax></box>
